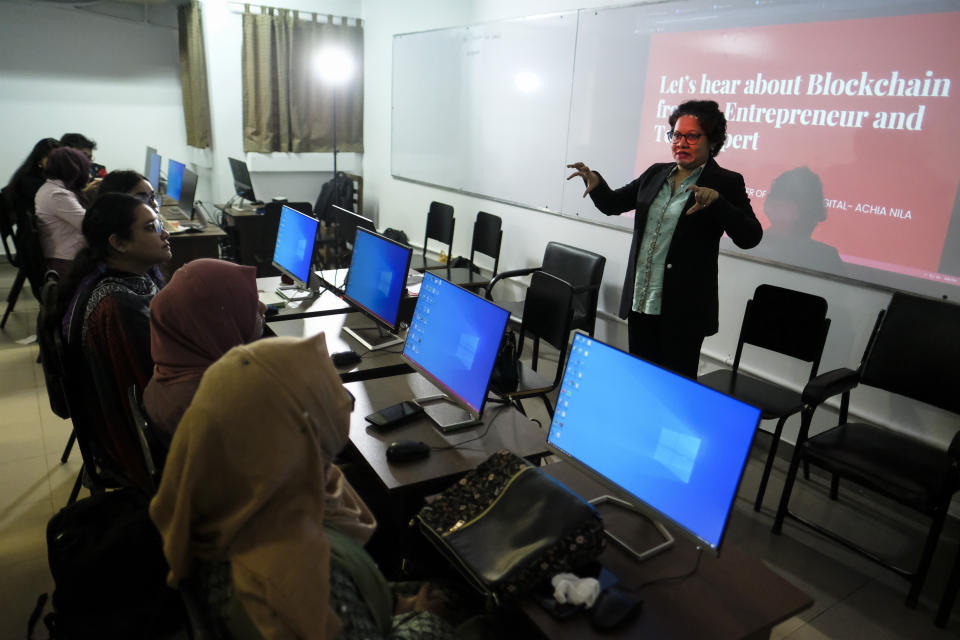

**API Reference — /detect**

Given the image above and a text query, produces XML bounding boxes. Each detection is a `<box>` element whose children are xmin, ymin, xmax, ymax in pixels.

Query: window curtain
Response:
<box><xmin>177</xmin><ymin>3</ymin><xmax>213</xmax><ymax>149</ymax></box>
<box><xmin>241</xmin><ymin>7</ymin><xmax>364</xmax><ymax>153</ymax></box>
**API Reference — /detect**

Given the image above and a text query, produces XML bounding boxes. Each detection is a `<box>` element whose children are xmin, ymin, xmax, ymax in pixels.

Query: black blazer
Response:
<box><xmin>590</xmin><ymin>158</ymin><xmax>762</xmax><ymax>336</ymax></box>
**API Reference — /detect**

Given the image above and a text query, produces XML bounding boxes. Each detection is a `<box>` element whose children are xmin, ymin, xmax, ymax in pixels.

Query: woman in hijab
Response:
<box><xmin>150</xmin><ymin>334</ymin><xmax>471</xmax><ymax>640</ymax></box>
<box><xmin>144</xmin><ymin>258</ymin><xmax>266</xmax><ymax>437</ymax></box>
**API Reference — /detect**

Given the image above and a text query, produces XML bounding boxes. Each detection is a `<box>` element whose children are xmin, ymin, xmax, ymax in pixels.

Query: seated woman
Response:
<box><xmin>35</xmin><ymin>146</ymin><xmax>94</xmax><ymax>276</ymax></box>
<box><xmin>96</xmin><ymin>169</ymin><xmax>157</xmax><ymax>208</ymax></box>
<box><xmin>3</xmin><ymin>137</ymin><xmax>61</xmax><ymax>219</ymax></box>
<box><xmin>150</xmin><ymin>335</ymin><xmax>472</xmax><ymax>640</ymax></box>
<box><xmin>144</xmin><ymin>258</ymin><xmax>266</xmax><ymax>437</ymax></box>
<box><xmin>59</xmin><ymin>192</ymin><xmax>171</xmax><ymax>491</ymax></box>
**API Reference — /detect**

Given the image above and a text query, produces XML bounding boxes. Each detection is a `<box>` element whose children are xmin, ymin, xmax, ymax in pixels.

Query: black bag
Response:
<box><xmin>417</xmin><ymin>452</ymin><xmax>605</xmax><ymax>607</ymax></box>
<box><xmin>30</xmin><ymin>488</ymin><xmax>185</xmax><ymax>639</ymax></box>
<box><xmin>490</xmin><ymin>329</ymin><xmax>520</xmax><ymax>393</ymax></box>
<box><xmin>382</xmin><ymin>227</ymin><xmax>410</xmax><ymax>246</ymax></box>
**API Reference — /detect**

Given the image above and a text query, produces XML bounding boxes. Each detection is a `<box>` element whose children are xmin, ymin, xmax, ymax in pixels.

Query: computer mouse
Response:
<box><xmin>331</xmin><ymin>350</ymin><xmax>362</xmax><ymax>367</ymax></box>
<box><xmin>264</xmin><ymin>304</ymin><xmax>280</xmax><ymax>317</ymax></box>
<box><xmin>385</xmin><ymin>439</ymin><xmax>431</xmax><ymax>463</ymax></box>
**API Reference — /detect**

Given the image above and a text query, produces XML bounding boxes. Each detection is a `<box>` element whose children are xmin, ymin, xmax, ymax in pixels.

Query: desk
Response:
<box><xmin>160</xmin><ymin>206</ymin><xmax>227</xmax><ymax>277</ymax></box>
<box><xmin>522</xmin><ymin>462</ymin><xmax>813</xmax><ymax>640</ymax></box>
<box><xmin>268</xmin><ymin>311</ymin><xmax>412</xmax><ymax>383</ymax></box>
<box><xmin>257</xmin><ymin>276</ymin><xmax>352</xmax><ymax>321</ymax></box>
<box><xmin>344</xmin><ymin>373</ymin><xmax>547</xmax><ymax>495</ymax></box>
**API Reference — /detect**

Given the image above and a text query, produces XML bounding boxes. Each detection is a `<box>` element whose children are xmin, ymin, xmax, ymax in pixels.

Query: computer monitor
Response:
<box><xmin>271</xmin><ymin>205</ymin><xmax>319</xmax><ymax>295</ymax></box>
<box><xmin>546</xmin><ymin>332</ymin><xmax>761</xmax><ymax>558</ymax></box>
<box><xmin>167</xmin><ymin>159</ymin><xmax>185</xmax><ymax>202</ymax></box>
<box><xmin>144</xmin><ymin>146</ymin><xmax>157</xmax><ymax>175</ymax></box>
<box><xmin>342</xmin><ymin>228</ymin><xmax>413</xmax><ymax>351</ymax></box>
<box><xmin>228</xmin><ymin>157</ymin><xmax>258</xmax><ymax>203</ymax></box>
<box><xmin>147</xmin><ymin>153</ymin><xmax>162</xmax><ymax>193</ymax></box>
<box><xmin>402</xmin><ymin>271</ymin><xmax>510</xmax><ymax>431</ymax></box>
<box><xmin>178</xmin><ymin>169</ymin><xmax>198</xmax><ymax>219</ymax></box>
<box><xmin>331</xmin><ymin>204</ymin><xmax>375</xmax><ymax>248</ymax></box>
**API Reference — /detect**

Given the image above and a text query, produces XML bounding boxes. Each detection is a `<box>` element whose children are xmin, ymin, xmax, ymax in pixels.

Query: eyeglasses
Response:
<box><xmin>666</xmin><ymin>131</ymin><xmax>704</xmax><ymax>145</ymax></box>
<box><xmin>153</xmin><ymin>218</ymin><xmax>165</xmax><ymax>234</ymax></box>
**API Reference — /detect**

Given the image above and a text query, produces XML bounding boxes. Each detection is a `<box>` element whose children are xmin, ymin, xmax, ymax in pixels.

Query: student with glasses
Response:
<box><xmin>567</xmin><ymin>100</ymin><xmax>762</xmax><ymax>378</ymax></box>
<box><xmin>58</xmin><ymin>192</ymin><xmax>171</xmax><ymax>491</ymax></box>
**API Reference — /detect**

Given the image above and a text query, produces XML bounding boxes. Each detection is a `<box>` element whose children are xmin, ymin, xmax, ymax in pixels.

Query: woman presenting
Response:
<box><xmin>568</xmin><ymin>100</ymin><xmax>762</xmax><ymax>378</ymax></box>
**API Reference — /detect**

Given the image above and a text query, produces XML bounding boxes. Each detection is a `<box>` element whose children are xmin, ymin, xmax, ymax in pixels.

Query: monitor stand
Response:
<box><xmin>414</xmin><ymin>395</ymin><xmax>482</xmax><ymax>432</ymax></box>
<box><xmin>590</xmin><ymin>495</ymin><xmax>674</xmax><ymax>561</ymax></box>
<box><xmin>343</xmin><ymin>325</ymin><xmax>403</xmax><ymax>351</ymax></box>
<box><xmin>276</xmin><ymin>285</ymin><xmax>316</xmax><ymax>301</ymax></box>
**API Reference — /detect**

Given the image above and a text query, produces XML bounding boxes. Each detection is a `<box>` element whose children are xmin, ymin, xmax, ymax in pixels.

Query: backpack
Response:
<box><xmin>29</xmin><ymin>489</ymin><xmax>185</xmax><ymax>639</ymax></box>
<box><xmin>314</xmin><ymin>172</ymin><xmax>356</xmax><ymax>224</ymax></box>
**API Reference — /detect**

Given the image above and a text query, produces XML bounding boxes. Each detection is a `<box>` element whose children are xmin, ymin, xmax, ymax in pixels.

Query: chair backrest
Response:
<box><xmin>36</xmin><ymin>275</ymin><xmax>71</xmax><ymax>420</ymax></box>
<box><xmin>734</xmin><ymin>284</ymin><xmax>831</xmax><ymax>377</ymax></box>
<box><xmin>0</xmin><ymin>189</ymin><xmax>19</xmax><ymax>266</ymax></box>
<box><xmin>470</xmin><ymin>211</ymin><xmax>502</xmax><ymax>274</ymax></box>
<box><xmin>13</xmin><ymin>208</ymin><xmax>48</xmax><ymax>301</ymax></box>
<box><xmin>521</xmin><ymin>270</ymin><xmax>575</xmax><ymax>361</ymax></box>
<box><xmin>424</xmin><ymin>201</ymin><xmax>454</xmax><ymax>257</ymax></box>
<box><xmin>860</xmin><ymin>292</ymin><xmax>960</xmax><ymax>415</ymax></box>
<box><xmin>541</xmin><ymin>241</ymin><xmax>606</xmax><ymax>335</ymax></box>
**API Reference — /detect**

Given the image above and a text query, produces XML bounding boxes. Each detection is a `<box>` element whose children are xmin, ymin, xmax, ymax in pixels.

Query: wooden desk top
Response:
<box><xmin>344</xmin><ymin>373</ymin><xmax>547</xmax><ymax>494</ymax></box>
<box><xmin>268</xmin><ymin>311</ymin><xmax>412</xmax><ymax>382</ymax></box>
<box><xmin>257</xmin><ymin>276</ymin><xmax>352</xmax><ymax>320</ymax></box>
<box><xmin>522</xmin><ymin>462</ymin><xmax>813</xmax><ymax>640</ymax></box>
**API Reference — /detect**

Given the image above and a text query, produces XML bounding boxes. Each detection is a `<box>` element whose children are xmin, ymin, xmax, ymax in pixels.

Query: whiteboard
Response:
<box><xmin>391</xmin><ymin>13</ymin><xmax>578</xmax><ymax>212</ymax></box>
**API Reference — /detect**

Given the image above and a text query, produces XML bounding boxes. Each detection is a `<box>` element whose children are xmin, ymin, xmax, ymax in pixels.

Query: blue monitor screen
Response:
<box><xmin>403</xmin><ymin>272</ymin><xmax>509</xmax><ymax>414</ymax></box>
<box><xmin>344</xmin><ymin>228</ymin><xmax>412</xmax><ymax>331</ymax></box>
<box><xmin>148</xmin><ymin>153</ymin><xmax>162</xmax><ymax>192</ymax></box>
<box><xmin>547</xmin><ymin>333</ymin><xmax>761</xmax><ymax>551</ymax></box>
<box><xmin>167</xmin><ymin>159</ymin><xmax>185</xmax><ymax>201</ymax></box>
<box><xmin>272</xmin><ymin>205</ymin><xmax>319</xmax><ymax>286</ymax></box>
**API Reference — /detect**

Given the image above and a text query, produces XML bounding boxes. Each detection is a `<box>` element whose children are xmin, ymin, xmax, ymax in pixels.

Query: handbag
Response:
<box><xmin>416</xmin><ymin>451</ymin><xmax>605</xmax><ymax>606</ymax></box>
<box><xmin>489</xmin><ymin>329</ymin><xmax>520</xmax><ymax>393</ymax></box>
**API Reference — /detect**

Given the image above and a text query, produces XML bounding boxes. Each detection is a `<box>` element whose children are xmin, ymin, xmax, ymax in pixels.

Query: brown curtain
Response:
<box><xmin>241</xmin><ymin>7</ymin><xmax>363</xmax><ymax>153</ymax></box>
<box><xmin>177</xmin><ymin>3</ymin><xmax>213</xmax><ymax>149</ymax></box>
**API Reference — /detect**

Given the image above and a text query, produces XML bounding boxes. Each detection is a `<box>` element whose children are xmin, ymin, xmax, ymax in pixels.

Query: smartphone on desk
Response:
<box><xmin>365</xmin><ymin>401</ymin><xmax>424</xmax><ymax>431</ymax></box>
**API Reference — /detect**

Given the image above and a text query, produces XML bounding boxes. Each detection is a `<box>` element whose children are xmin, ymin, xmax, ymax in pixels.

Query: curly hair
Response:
<box><xmin>669</xmin><ymin>100</ymin><xmax>728</xmax><ymax>157</ymax></box>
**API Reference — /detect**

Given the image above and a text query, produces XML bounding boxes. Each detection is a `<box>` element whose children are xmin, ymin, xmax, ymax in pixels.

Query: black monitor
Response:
<box><xmin>272</xmin><ymin>205</ymin><xmax>319</xmax><ymax>296</ymax></box>
<box><xmin>144</xmin><ymin>146</ymin><xmax>157</xmax><ymax>175</ymax></box>
<box><xmin>167</xmin><ymin>159</ymin><xmax>185</xmax><ymax>201</ymax></box>
<box><xmin>402</xmin><ymin>271</ymin><xmax>510</xmax><ymax>431</ymax></box>
<box><xmin>147</xmin><ymin>152</ymin><xmax>162</xmax><ymax>193</ymax></box>
<box><xmin>546</xmin><ymin>332</ymin><xmax>761</xmax><ymax>557</ymax></box>
<box><xmin>342</xmin><ymin>228</ymin><xmax>413</xmax><ymax>351</ymax></box>
<box><xmin>178</xmin><ymin>168</ymin><xmax>198</xmax><ymax>219</ymax></box>
<box><xmin>331</xmin><ymin>204</ymin><xmax>375</xmax><ymax>248</ymax></box>
<box><xmin>228</xmin><ymin>157</ymin><xmax>258</xmax><ymax>203</ymax></box>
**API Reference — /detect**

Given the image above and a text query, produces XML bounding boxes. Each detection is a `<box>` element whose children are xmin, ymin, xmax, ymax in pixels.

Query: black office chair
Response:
<box><xmin>486</xmin><ymin>241</ymin><xmax>605</xmax><ymax>338</ymax></box>
<box><xmin>772</xmin><ymin>292</ymin><xmax>960</xmax><ymax>610</ymax></box>
<box><xmin>493</xmin><ymin>271</ymin><xmax>574</xmax><ymax>419</ymax></box>
<box><xmin>0</xmin><ymin>193</ymin><xmax>31</xmax><ymax>329</ymax></box>
<box><xmin>127</xmin><ymin>385</ymin><xmax>171</xmax><ymax>494</ymax></box>
<box><xmin>35</xmin><ymin>273</ymin><xmax>79</xmax><ymax>466</ymax></box>
<box><xmin>698</xmin><ymin>284</ymin><xmax>830</xmax><ymax>511</ymax></box>
<box><xmin>428</xmin><ymin>211</ymin><xmax>502</xmax><ymax>291</ymax></box>
<box><xmin>409</xmin><ymin>201</ymin><xmax>454</xmax><ymax>272</ymax></box>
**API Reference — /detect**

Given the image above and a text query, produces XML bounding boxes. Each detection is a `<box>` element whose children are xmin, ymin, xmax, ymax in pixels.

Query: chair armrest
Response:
<box><xmin>801</xmin><ymin>367</ymin><xmax>859</xmax><ymax>407</ymax></box>
<box><xmin>485</xmin><ymin>266</ymin><xmax>541</xmax><ymax>299</ymax></box>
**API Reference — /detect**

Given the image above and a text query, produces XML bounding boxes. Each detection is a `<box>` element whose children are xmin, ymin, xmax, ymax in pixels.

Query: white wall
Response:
<box><xmin>0</xmin><ymin>2</ymin><xmax>194</xmax><ymax>198</ymax></box>
<box><xmin>360</xmin><ymin>0</ymin><xmax>959</xmax><ymax>449</ymax></box>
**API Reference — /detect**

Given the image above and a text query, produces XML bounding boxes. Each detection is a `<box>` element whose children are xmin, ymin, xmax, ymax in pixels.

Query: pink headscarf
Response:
<box><xmin>149</xmin><ymin>258</ymin><xmax>262</xmax><ymax>385</ymax></box>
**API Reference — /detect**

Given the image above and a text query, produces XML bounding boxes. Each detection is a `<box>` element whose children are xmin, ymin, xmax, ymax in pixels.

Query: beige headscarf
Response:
<box><xmin>149</xmin><ymin>333</ymin><xmax>375</xmax><ymax>639</ymax></box>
